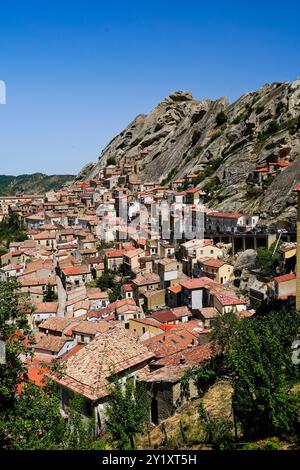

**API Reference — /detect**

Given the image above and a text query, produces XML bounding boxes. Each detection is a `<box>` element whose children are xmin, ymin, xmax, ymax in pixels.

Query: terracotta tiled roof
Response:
<box><xmin>171</xmin><ymin>306</ymin><xmax>191</xmax><ymax>318</ymax></box>
<box><xmin>124</xmin><ymin>248</ymin><xmax>145</xmax><ymax>258</ymax></box>
<box><xmin>104</xmin><ymin>250</ymin><xmax>124</xmax><ymax>258</ymax></box>
<box><xmin>198</xmin><ymin>307</ymin><xmax>218</xmax><ymax>319</ymax></box>
<box><xmin>274</xmin><ymin>273</ymin><xmax>296</xmax><ymax>283</ymax></box>
<box><xmin>213</xmin><ymin>290</ymin><xmax>246</xmax><ymax>306</ymax></box>
<box><xmin>53</xmin><ymin>328</ymin><xmax>155</xmax><ymax>400</ymax></box>
<box><xmin>35</xmin><ymin>335</ymin><xmax>72</xmax><ymax>353</ymax></box>
<box><xmin>62</xmin><ymin>265</ymin><xmax>91</xmax><ymax>276</ymax></box>
<box><xmin>198</xmin><ymin>257</ymin><xmax>227</xmax><ymax>268</ymax></box>
<box><xmin>154</xmin><ymin>342</ymin><xmax>213</xmax><ymax>367</ymax></box>
<box><xmin>167</xmin><ymin>285</ymin><xmax>182</xmax><ymax>294</ymax></box>
<box><xmin>20</xmin><ymin>275</ymin><xmax>57</xmax><ymax>287</ymax></box>
<box><xmin>180</xmin><ymin>276</ymin><xmax>213</xmax><ymax>290</ymax></box>
<box><xmin>34</xmin><ymin>302</ymin><xmax>58</xmax><ymax>313</ymax></box>
<box><xmin>122</xmin><ymin>283</ymin><xmax>133</xmax><ymax>292</ymax></box>
<box><xmin>151</xmin><ymin>310</ymin><xmax>178</xmax><ymax>323</ymax></box>
<box><xmin>132</xmin><ymin>272</ymin><xmax>160</xmax><ymax>286</ymax></box>
<box><xmin>207</xmin><ymin>211</ymin><xmax>242</xmax><ymax>219</ymax></box>
<box><xmin>71</xmin><ymin>320</ymin><xmax>112</xmax><ymax>335</ymax></box>
<box><xmin>88</xmin><ymin>291</ymin><xmax>109</xmax><ymax>300</ymax></box>
<box><xmin>39</xmin><ymin>317</ymin><xmax>79</xmax><ymax>333</ymax></box>
<box><xmin>34</xmin><ymin>231</ymin><xmax>57</xmax><ymax>240</ymax></box>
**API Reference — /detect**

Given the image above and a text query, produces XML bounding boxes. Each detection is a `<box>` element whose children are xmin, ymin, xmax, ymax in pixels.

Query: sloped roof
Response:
<box><xmin>53</xmin><ymin>328</ymin><xmax>154</xmax><ymax>400</ymax></box>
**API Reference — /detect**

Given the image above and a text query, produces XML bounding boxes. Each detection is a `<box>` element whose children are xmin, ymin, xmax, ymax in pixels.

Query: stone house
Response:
<box><xmin>211</xmin><ymin>290</ymin><xmax>247</xmax><ymax>314</ymax></box>
<box><xmin>34</xmin><ymin>335</ymin><xmax>76</xmax><ymax>358</ymax></box>
<box><xmin>272</xmin><ymin>273</ymin><xmax>296</xmax><ymax>301</ymax></box>
<box><xmin>31</xmin><ymin>302</ymin><xmax>59</xmax><ymax>328</ymax></box>
<box><xmin>71</xmin><ymin>321</ymin><xmax>112</xmax><ymax>344</ymax></box>
<box><xmin>61</xmin><ymin>265</ymin><xmax>93</xmax><ymax>289</ymax></box>
<box><xmin>53</xmin><ymin>328</ymin><xmax>155</xmax><ymax>435</ymax></box>
<box><xmin>195</xmin><ymin>257</ymin><xmax>234</xmax><ymax>284</ymax></box>
<box><xmin>156</xmin><ymin>258</ymin><xmax>181</xmax><ymax>289</ymax></box>
<box><xmin>181</xmin><ymin>277</ymin><xmax>214</xmax><ymax>310</ymax></box>
<box><xmin>104</xmin><ymin>249</ymin><xmax>124</xmax><ymax>272</ymax></box>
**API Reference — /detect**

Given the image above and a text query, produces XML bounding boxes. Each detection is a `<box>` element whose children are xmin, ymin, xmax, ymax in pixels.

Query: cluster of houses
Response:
<box><xmin>0</xmin><ymin>158</ymin><xmax>296</xmax><ymax>434</ymax></box>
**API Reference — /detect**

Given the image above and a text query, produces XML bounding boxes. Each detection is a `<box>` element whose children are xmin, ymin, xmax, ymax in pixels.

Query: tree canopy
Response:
<box><xmin>211</xmin><ymin>309</ymin><xmax>300</xmax><ymax>438</ymax></box>
<box><xmin>106</xmin><ymin>378</ymin><xmax>149</xmax><ymax>449</ymax></box>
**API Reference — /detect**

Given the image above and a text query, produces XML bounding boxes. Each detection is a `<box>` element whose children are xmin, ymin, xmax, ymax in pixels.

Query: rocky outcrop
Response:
<box><xmin>79</xmin><ymin>78</ymin><xmax>300</xmax><ymax>223</ymax></box>
<box><xmin>234</xmin><ymin>249</ymin><xmax>257</xmax><ymax>272</ymax></box>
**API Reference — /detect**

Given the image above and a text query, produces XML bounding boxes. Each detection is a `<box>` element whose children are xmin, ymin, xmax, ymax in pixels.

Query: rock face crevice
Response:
<box><xmin>78</xmin><ymin>79</ymin><xmax>300</xmax><ymax>223</ymax></box>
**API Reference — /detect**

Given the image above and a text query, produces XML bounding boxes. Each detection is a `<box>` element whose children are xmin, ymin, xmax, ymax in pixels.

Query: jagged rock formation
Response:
<box><xmin>78</xmin><ymin>79</ymin><xmax>300</xmax><ymax>223</ymax></box>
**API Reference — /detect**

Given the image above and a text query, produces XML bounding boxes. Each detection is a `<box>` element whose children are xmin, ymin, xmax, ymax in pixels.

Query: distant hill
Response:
<box><xmin>0</xmin><ymin>173</ymin><xmax>74</xmax><ymax>195</ymax></box>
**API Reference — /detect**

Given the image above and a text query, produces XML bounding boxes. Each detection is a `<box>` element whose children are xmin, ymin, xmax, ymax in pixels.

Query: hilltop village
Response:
<box><xmin>0</xmin><ymin>158</ymin><xmax>297</xmax><ymax>433</ymax></box>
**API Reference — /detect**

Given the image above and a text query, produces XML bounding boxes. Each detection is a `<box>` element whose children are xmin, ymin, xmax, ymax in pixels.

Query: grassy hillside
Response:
<box><xmin>0</xmin><ymin>173</ymin><xmax>74</xmax><ymax>195</ymax></box>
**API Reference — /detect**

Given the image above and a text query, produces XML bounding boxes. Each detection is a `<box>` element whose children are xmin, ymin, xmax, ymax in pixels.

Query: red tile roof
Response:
<box><xmin>167</xmin><ymin>285</ymin><xmax>182</xmax><ymax>294</ymax></box>
<box><xmin>53</xmin><ymin>328</ymin><xmax>155</xmax><ymax>400</ymax></box>
<box><xmin>62</xmin><ymin>265</ymin><xmax>90</xmax><ymax>276</ymax></box>
<box><xmin>180</xmin><ymin>276</ymin><xmax>214</xmax><ymax>290</ymax></box>
<box><xmin>104</xmin><ymin>250</ymin><xmax>124</xmax><ymax>258</ymax></box>
<box><xmin>274</xmin><ymin>273</ymin><xmax>296</xmax><ymax>283</ymax></box>
<box><xmin>213</xmin><ymin>290</ymin><xmax>246</xmax><ymax>306</ymax></box>
<box><xmin>151</xmin><ymin>310</ymin><xmax>178</xmax><ymax>323</ymax></box>
<box><xmin>199</xmin><ymin>257</ymin><xmax>227</xmax><ymax>268</ymax></box>
<box><xmin>207</xmin><ymin>211</ymin><xmax>242</xmax><ymax>219</ymax></box>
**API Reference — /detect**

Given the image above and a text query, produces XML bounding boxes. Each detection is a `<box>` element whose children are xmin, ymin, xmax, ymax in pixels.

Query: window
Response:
<box><xmin>210</xmin><ymin>250</ymin><xmax>214</xmax><ymax>254</ymax></box>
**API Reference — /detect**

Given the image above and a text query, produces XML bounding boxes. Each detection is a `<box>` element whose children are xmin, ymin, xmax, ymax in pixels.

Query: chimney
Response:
<box><xmin>180</xmin><ymin>355</ymin><xmax>186</xmax><ymax>364</ymax></box>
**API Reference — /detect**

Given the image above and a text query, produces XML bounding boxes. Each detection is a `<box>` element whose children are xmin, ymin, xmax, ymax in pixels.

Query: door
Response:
<box><xmin>151</xmin><ymin>398</ymin><xmax>159</xmax><ymax>425</ymax></box>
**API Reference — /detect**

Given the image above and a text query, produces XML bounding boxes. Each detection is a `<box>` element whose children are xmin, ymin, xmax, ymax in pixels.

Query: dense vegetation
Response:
<box><xmin>106</xmin><ymin>378</ymin><xmax>149</xmax><ymax>449</ymax></box>
<box><xmin>183</xmin><ymin>309</ymin><xmax>300</xmax><ymax>449</ymax></box>
<box><xmin>0</xmin><ymin>212</ymin><xmax>28</xmax><ymax>250</ymax></box>
<box><xmin>0</xmin><ymin>173</ymin><xmax>74</xmax><ymax>196</ymax></box>
<box><xmin>0</xmin><ymin>279</ymin><xmax>94</xmax><ymax>449</ymax></box>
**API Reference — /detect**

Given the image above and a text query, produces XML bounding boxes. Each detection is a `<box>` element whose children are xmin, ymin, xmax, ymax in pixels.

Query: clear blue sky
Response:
<box><xmin>0</xmin><ymin>0</ymin><xmax>299</xmax><ymax>175</ymax></box>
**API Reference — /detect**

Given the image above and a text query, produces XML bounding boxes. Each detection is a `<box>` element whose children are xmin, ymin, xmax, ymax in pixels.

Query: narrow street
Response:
<box><xmin>56</xmin><ymin>274</ymin><xmax>66</xmax><ymax>317</ymax></box>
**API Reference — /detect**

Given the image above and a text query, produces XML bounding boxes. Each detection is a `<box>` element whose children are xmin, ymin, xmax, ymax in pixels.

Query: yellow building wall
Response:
<box><xmin>129</xmin><ymin>319</ymin><xmax>164</xmax><ymax>337</ymax></box>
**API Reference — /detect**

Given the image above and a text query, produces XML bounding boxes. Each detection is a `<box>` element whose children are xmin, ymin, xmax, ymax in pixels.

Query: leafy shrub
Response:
<box><xmin>107</xmin><ymin>157</ymin><xmax>116</xmax><ymax>165</ymax></box>
<box><xmin>209</xmin><ymin>129</ymin><xmax>223</xmax><ymax>144</ymax></box>
<box><xmin>191</xmin><ymin>130</ymin><xmax>201</xmax><ymax>146</ymax></box>
<box><xmin>266</xmin><ymin>119</ymin><xmax>280</xmax><ymax>134</ymax></box>
<box><xmin>216</xmin><ymin>111</ymin><xmax>228</xmax><ymax>126</ymax></box>
<box><xmin>154</xmin><ymin>123</ymin><xmax>163</xmax><ymax>132</ymax></box>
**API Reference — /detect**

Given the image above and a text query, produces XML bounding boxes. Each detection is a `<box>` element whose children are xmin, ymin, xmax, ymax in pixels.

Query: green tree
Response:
<box><xmin>107</xmin><ymin>157</ymin><xmax>116</xmax><ymax>166</ymax></box>
<box><xmin>228</xmin><ymin>310</ymin><xmax>300</xmax><ymax>438</ymax></box>
<box><xmin>43</xmin><ymin>283</ymin><xmax>58</xmax><ymax>302</ymax></box>
<box><xmin>106</xmin><ymin>378</ymin><xmax>149</xmax><ymax>449</ymax></box>
<box><xmin>0</xmin><ymin>279</ymin><xmax>94</xmax><ymax>450</ymax></box>
<box><xmin>256</xmin><ymin>240</ymin><xmax>282</xmax><ymax>277</ymax></box>
<box><xmin>216</xmin><ymin>111</ymin><xmax>228</xmax><ymax>127</ymax></box>
<box><xmin>0</xmin><ymin>213</ymin><xmax>28</xmax><ymax>247</ymax></box>
<box><xmin>210</xmin><ymin>309</ymin><xmax>240</xmax><ymax>353</ymax></box>
<box><xmin>96</xmin><ymin>271</ymin><xmax>116</xmax><ymax>290</ymax></box>
<box><xmin>0</xmin><ymin>279</ymin><xmax>34</xmax><ymax>410</ymax></box>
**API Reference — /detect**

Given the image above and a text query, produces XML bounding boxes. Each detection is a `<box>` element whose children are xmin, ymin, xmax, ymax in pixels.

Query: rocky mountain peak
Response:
<box><xmin>78</xmin><ymin>78</ymin><xmax>300</xmax><ymax>224</ymax></box>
